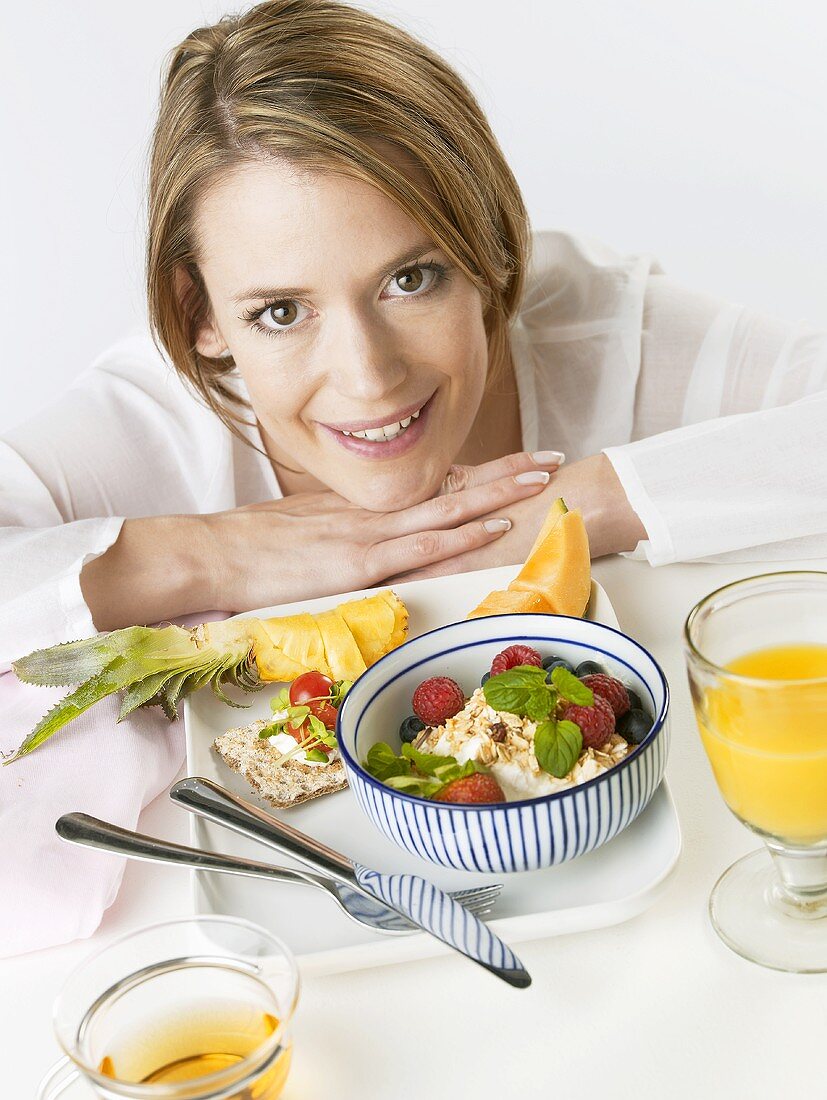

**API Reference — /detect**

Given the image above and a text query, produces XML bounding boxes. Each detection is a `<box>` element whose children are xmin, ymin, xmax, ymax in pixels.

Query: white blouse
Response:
<box><xmin>1</xmin><ymin>230</ymin><xmax>825</xmax><ymax>671</ymax></box>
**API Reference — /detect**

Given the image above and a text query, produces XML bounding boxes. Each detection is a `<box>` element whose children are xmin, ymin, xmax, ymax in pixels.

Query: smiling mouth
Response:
<box><xmin>325</xmin><ymin>396</ymin><xmax>430</xmax><ymax>443</ymax></box>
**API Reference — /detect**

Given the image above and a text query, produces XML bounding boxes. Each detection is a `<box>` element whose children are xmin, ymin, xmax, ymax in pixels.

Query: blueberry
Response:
<box><xmin>575</xmin><ymin>659</ymin><xmax>604</xmax><ymax>678</ymax></box>
<box><xmin>542</xmin><ymin>655</ymin><xmax>574</xmax><ymax>674</ymax></box>
<box><xmin>617</xmin><ymin>708</ymin><xmax>652</xmax><ymax>744</ymax></box>
<box><xmin>399</xmin><ymin>714</ymin><xmax>425</xmax><ymax>744</ymax></box>
<box><xmin>626</xmin><ymin>688</ymin><xmax>645</xmax><ymax>713</ymax></box>
<box><xmin>480</xmin><ymin>671</ymin><xmax>491</xmax><ymax>687</ymax></box>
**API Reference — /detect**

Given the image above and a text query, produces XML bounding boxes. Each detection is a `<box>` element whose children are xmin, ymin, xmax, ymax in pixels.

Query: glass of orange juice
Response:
<box><xmin>684</xmin><ymin>571</ymin><xmax>827</xmax><ymax>972</ymax></box>
<box><xmin>37</xmin><ymin>916</ymin><xmax>299</xmax><ymax>1099</ymax></box>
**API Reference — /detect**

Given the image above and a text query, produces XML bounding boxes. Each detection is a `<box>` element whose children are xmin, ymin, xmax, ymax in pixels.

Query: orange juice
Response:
<box><xmin>697</xmin><ymin>643</ymin><xmax>827</xmax><ymax>842</ymax></box>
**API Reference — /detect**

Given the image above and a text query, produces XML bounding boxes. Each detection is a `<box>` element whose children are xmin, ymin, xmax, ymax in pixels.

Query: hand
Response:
<box><xmin>386</xmin><ymin>453</ymin><xmax>648</xmax><ymax>583</ymax></box>
<box><xmin>199</xmin><ymin>451</ymin><xmax>564</xmax><ymax>612</ymax></box>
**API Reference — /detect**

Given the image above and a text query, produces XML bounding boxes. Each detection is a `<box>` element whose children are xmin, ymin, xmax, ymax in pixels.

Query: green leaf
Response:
<box><xmin>270</xmin><ymin>688</ymin><xmax>291</xmax><ymax>712</ymax></box>
<box><xmin>331</xmin><ymin>679</ymin><xmax>352</xmax><ymax>707</ymax></box>
<box><xmin>483</xmin><ymin>665</ymin><xmax>549</xmax><ymax>716</ymax></box>
<box><xmin>400</xmin><ymin>743</ymin><xmax>455</xmax><ymax>776</ymax></box>
<box><xmin>384</xmin><ymin>774</ymin><xmax>445</xmax><ymax>798</ymax></box>
<box><xmin>551</xmin><ymin>666</ymin><xmax>594</xmax><ymax>706</ymax></box>
<box><xmin>401</xmin><ymin>743</ymin><xmax>480</xmax><ymax>784</ymax></box>
<box><xmin>524</xmin><ymin>688</ymin><xmax>554</xmax><ymax>722</ymax></box>
<box><xmin>307</xmin><ymin>714</ymin><xmax>326</xmax><ymax>738</ymax></box>
<box><xmin>534</xmin><ymin>718</ymin><xmax>583</xmax><ymax>778</ymax></box>
<box><xmin>364</xmin><ymin>742</ymin><xmax>413</xmax><ymax>782</ymax></box>
<box><xmin>304</xmin><ymin>749</ymin><xmax>330</xmax><ymax>763</ymax></box>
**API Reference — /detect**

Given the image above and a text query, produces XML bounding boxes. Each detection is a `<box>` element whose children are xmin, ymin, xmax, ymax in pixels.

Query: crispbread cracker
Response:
<box><xmin>213</xmin><ymin>719</ymin><xmax>348</xmax><ymax>808</ymax></box>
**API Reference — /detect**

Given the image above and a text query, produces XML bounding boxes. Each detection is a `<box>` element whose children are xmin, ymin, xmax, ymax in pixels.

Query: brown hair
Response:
<box><xmin>146</xmin><ymin>0</ymin><xmax>531</xmax><ymax>446</ymax></box>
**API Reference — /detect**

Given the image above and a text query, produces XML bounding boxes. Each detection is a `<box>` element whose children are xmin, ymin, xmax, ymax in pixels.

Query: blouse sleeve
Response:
<box><xmin>0</xmin><ymin>333</ymin><xmax>228</xmax><ymax>669</ymax></box>
<box><xmin>602</xmin><ymin>274</ymin><xmax>827</xmax><ymax>564</ymax></box>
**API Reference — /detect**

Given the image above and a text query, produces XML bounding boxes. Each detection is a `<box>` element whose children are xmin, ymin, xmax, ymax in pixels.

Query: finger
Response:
<box><xmin>381</xmin><ymin>471</ymin><xmax>552</xmax><ymax>539</ymax></box>
<box><xmin>367</xmin><ymin>517</ymin><xmax>512</xmax><ymax>581</ymax></box>
<box><xmin>439</xmin><ymin>450</ymin><xmax>564</xmax><ymax>496</ymax></box>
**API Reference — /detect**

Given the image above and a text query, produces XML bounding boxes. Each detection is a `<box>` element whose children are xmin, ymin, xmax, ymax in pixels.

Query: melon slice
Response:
<box><xmin>466</xmin><ymin>589</ymin><xmax>555</xmax><ymax>619</ymax></box>
<box><xmin>510</xmin><ymin>500</ymin><xmax>591</xmax><ymax>616</ymax></box>
<box><xmin>467</xmin><ymin>497</ymin><xmax>591</xmax><ymax>619</ymax></box>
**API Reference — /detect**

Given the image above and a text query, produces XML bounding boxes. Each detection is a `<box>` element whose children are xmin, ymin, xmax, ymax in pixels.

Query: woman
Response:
<box><xmin>2</xmin><ymin>0</ymin><xmax>826</xmax><ymax>958</ymax></box>
<box><xmin>2</xmin><ymin>0</ymin><xmax>826</xmax><ymax>665</ymax></box>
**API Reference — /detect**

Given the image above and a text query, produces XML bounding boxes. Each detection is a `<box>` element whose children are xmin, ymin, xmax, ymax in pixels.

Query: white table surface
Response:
<box><xmin>7</xmin><ymin>556</ymin><xmax>827</xmax><ymax>1099</ymax></box>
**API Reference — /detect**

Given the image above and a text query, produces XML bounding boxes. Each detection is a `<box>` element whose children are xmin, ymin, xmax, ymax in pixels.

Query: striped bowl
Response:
<box><xmin>336</xmin><ymin>614</ymin><xmax>670</xmax><ymax>873</ymax></box>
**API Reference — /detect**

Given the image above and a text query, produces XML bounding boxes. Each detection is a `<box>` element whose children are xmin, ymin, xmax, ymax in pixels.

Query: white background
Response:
<box><xmin>1</xmin><ymin>0</ymin><xmax>825</xmax><ymax>435</ymax></box>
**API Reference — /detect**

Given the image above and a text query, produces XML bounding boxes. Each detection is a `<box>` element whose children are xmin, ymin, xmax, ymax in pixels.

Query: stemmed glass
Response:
<box><xmin>684</xmin><ymin>571</ymin><xmax>827</xmax><ymax>972</ymax></box>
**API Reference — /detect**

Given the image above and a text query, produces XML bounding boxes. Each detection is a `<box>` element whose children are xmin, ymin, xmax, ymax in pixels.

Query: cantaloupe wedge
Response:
<box><xmin>467</xmin><ymin>497</ymin><xmax>591</xmax><ymax>619</ymax></box>
<box><xmin>467</xmin><ymin>589</ymin><xmax>555</xmax><ymax>619</ymax></box>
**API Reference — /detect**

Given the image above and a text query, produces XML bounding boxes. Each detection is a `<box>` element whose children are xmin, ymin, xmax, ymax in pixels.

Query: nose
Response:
<box><xmin>324</xmin><ymin>307</ymin><xmax>407</xmax><ymax>402</ymax></box>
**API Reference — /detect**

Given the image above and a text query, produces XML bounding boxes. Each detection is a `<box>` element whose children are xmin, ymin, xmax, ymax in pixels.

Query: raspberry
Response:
<box><xmin>490</xmin><ymin>644</ymin><xmax>543</xmax><ymax>676</ymax></box>
<box><xmin>580</xmin><ymin>674</ymin><xmax>630</xmax><ymax>718</ymax></box>
<box><xmin>412</xmin><ymin>676</ymin><xmax>465</xmax><ymax>726</ymax></box>
<box><xmin>434</xmin><ymin>772</ymin><xmax>506</xmax><ymax>803</ymax></box>
<box><xmin>562</xmin><ymin>694</ymin><xmax>615</xmax><ymax>749</ymax></box>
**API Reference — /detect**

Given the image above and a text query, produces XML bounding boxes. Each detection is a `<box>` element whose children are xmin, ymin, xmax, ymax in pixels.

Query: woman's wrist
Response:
<box><xmin>80</xmin><ymin>514</ymin><xmax>218</xmax><ymax>630</ymax></box>
<box><xmin>551</xmin><ymin>453</ymin><xmax>647</xmax><ymax>557</ymax></box>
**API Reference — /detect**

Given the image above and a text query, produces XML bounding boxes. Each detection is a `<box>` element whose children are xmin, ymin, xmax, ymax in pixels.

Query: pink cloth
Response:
<box><xmin>0</xmin><ymin>612</ymin><xmax>229</xmax><ymax>958</ymax></box>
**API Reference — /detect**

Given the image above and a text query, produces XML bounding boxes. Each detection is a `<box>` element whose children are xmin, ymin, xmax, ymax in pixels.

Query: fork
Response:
<box><xmin>55</xmin><ymin>813</ymin><xmax>501</xmax><ymax>937</ymax></box>
<box><xmin>169</xmin><ymin>776</ymin><xmax>503</xmax><ymax>933</ymax></box>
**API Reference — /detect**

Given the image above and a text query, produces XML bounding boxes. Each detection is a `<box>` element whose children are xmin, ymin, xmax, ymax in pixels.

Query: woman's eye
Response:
<box><xmin>255</xmin><ymin>299</ymin><xmax>309</xmax><ymax>333</ymax></box>
<box><xmin>385</xmin><ymin>263</ymin><xmax>441</xmax><ymax>297</ymax></box>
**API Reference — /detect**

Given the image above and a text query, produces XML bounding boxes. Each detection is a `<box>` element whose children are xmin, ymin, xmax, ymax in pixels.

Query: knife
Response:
<box><xmin>171</xmin><ymin>776</ymin><xmax>530</xmax><ymax>988</ymax></box>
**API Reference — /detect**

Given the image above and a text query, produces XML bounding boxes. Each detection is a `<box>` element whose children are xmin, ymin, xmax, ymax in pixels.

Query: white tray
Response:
<box><xmin>184</xmin><ymin>566</ymin><xmax>681</xmax><ymax>975</ymax></box>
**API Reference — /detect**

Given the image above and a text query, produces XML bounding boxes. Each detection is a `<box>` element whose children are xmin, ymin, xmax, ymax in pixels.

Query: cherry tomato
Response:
<box><xmin>287</xmin><ymin>671</ymin><xmax>338</xmax><ymax>749</ymax></box>
<box><xmin>289</xmin><ymin>672</ymin><xmax>335</xmax><ymax>707</ymax></box>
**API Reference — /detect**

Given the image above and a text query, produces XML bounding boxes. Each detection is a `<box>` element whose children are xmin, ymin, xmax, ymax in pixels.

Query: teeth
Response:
<box><xmin>342</xmin><ymin>403</ymin><xmax>425</xmax><ymax>442</ymax></box>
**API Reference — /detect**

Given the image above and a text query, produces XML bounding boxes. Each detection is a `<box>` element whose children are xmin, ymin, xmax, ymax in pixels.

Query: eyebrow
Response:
<box><xmin>231</xmin><ymin>239</ymin><xmax>440</xmax><ymax>303</ymax></box>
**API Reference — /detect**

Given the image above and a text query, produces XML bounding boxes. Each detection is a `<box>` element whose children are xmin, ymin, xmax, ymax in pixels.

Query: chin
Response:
<box><xmin>338</xmin><ymin>467</ymin><xmax>446</xmax><ymax>513</ymax></box>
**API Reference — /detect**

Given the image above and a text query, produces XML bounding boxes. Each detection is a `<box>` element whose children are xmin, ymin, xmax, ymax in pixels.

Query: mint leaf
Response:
<box><xmin>524</xmin><ymin>688</ymin><xmax>554</xmax><ymax>722</ymax></box>
<box><xmin>551</xmin><ymin>666</ymin><xmax>594</xmax><ymax>706</ymax></box>
<box><xmin>483</xmin><ymin>665</ymin><xmax>549</xmax><ymax>716</ymax></box>
<box><xmin>365</xmin><ymin>742</ymin><xmax>412</xmax><ymax>782</ymax></box>
<box><xmin>534</xmin><ymin>718</ymin><xmax>583</xmax><ymax>778</ymax></box>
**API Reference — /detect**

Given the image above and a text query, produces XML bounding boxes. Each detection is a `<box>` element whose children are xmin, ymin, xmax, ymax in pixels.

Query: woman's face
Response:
<box><xmin>190</xmin><ymin>152</ymin><xmax>490</xmax><ymax>510</ymax></box>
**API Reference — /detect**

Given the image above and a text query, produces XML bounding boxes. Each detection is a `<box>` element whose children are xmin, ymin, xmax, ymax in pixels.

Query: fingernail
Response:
<box><xmin>532</xmin><ymin>450</ymin><xmax>565</xmax><ymax>465</ymax></box>
<box><xmin>484</xmin><ymin>518</ymin><xmax>512</xmax><ymax>533</ymax></box>
<box><xmin>515</xmin><ymin>470</ymin><xmax>550</xmax><ymax>485</ymax></box>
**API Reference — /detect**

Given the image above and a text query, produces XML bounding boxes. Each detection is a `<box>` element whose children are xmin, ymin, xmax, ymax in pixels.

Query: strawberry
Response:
<box><xmin>562</xmin><ymin>694</ymin><xmax>615</xmax><ymax>749</ymax></box>
<box><xmin>490</xmin><ymin>644</ymin><xmax>543</xmax><ymax>676</ymax></box>
<box><xmin>412</xmin><ymin>676</ymin><xmax>465</xmax><ymax>726</ymax></box>
<box><xmin>434</xmin><ymin>772</ymin><xmax>506</xmax><ymax>803</ymax></box>
<box><xmin>580</xmin><ymin>674</ymin><xmax>631</xmax><ymax>718</ymax></box>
